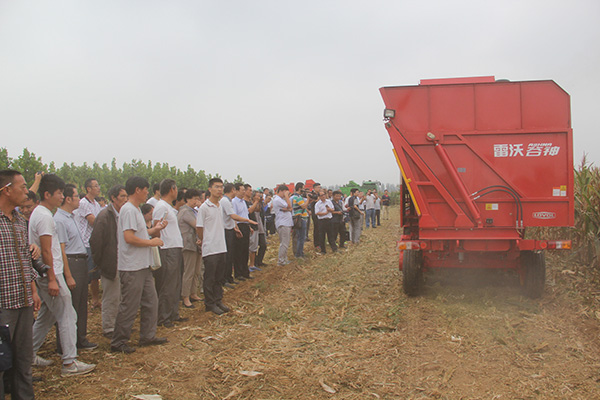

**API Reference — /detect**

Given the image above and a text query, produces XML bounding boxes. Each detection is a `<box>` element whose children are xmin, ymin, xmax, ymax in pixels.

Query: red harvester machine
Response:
<box><xmin>380</xmin><ymin>76</ymin><xmax>574</xmax><ymax>298</ymax></box>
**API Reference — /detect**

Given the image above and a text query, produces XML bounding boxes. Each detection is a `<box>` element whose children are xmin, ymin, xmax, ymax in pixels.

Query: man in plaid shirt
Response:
<box><xmin>0</xmin><ymin>170</ymin><xmax>41</xmax><ymax>400</ymax></box>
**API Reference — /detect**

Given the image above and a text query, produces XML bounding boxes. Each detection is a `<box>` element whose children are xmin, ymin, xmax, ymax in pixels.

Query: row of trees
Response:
<box><xmin>0</xmin><ymin>148</ymin><xmax>243</xmax><ymax>195</ymax></box>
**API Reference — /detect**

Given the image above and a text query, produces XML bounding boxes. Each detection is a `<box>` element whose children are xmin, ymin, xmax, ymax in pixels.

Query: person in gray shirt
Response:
<box><xmin>110</xmin><ymin>176</ymin><xmax>167</xmax><ymax>354</ymax></box>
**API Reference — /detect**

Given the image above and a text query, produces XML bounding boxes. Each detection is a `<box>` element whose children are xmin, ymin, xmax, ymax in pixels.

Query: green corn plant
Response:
<box><xmin>571</xmin><ymin>154</ymin><xmax>600</xmax><ymax>267</ymax></box>
<box><xmin>525</xmin><ymin>154</ymin><xmax>600</xmax><ymax>272</ymax></box>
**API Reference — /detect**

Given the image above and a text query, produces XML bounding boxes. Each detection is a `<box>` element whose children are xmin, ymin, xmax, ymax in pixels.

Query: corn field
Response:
<box><xmin>527</xmin><ymin>155</ymin><xmax>600</xmax><ymax>272</ymax></box>
<box><xmin>571</xmin><ymin>155</ymin><xmax>600</xmax><ymax>268</ymax></box>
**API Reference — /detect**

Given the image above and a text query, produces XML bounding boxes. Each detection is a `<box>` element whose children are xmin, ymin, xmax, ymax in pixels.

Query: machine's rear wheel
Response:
<box><xmin>402</xmin><ymin>250</ymin><xmax>423</xmax><ymax>296</ymax></box>
<box><xmin>520</xmin><ymin>250</ymin><xmax>546</xmax><ymax>298</ymax></box>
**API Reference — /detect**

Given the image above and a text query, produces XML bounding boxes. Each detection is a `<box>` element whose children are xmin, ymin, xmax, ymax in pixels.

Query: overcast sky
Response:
<box><xmin>1</xmin><ymin>1</ymin><xmax>599</xmax><ymax>188</ymax></box>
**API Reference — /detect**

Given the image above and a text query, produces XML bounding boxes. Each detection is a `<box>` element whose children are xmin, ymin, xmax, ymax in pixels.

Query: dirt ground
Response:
<box><xmin>32</xmin><ymin>207</ymin><xmax>600</xmax><ymax>400</ymax></box>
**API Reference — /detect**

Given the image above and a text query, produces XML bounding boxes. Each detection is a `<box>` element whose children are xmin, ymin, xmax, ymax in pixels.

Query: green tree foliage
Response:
<box><xmin>0</xmin><ymin>147</ymin><xmax>234</xmax><ymax>195</ymax></box>
<box><xmin>10</xmin><ymin>148</ymin><xmax>48</xmax><ymax>184</ymax></box>
<box><xmin>0</xmin><ymin>148</ymin><xmax>12</xmax><ymax>170</ymax></box>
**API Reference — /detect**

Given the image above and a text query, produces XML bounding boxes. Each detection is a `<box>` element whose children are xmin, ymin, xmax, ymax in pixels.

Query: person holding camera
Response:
<box><xmin>365</xmin><ymin>189</ymin><xmax>378</xmax><ymax>228</ymax></box>
<box><xmin>347</xmin><ymin>188</ymin><xmax>364</xmax><ymax>244</ymax></box>
<box><xmin>0</xmin><ymin>170</ymin><xmax>42</xmax><ymax>399</ymax></box>
<box><xmin>291</xmin><ymin>182</ymin><xmax>309</xmax><ymax>259</ymax></box>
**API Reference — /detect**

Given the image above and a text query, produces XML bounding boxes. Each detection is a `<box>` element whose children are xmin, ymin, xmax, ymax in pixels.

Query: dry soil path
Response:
<box><xmin>35</xmin><ymin>208</ymin><xmax>600</xmax><ymax>399</ymax></box>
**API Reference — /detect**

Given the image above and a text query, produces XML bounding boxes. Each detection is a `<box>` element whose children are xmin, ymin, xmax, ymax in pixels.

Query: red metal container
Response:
<box><xmin>380</xmin><ymin>77</ymin><xmax>574</xmax><ymax>297</ymax></box>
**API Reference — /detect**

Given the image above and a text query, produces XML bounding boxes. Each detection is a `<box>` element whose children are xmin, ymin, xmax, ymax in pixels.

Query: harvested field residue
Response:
<box><xmin>34</xmin><ymin>208</ymin><xmax>600</xmax><ymax>399</ymax></box>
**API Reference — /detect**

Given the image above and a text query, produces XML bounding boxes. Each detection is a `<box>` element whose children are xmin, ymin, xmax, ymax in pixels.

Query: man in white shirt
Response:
<box><xmin>220</xmin><ymin>184</ymin><xmax>238</xmax><ymax>287</ymax></box>
<box><xmin>220</xmin><ymin>184</ymin><xmax>254</xmax><ymax>287</ymax></box>
<box><xmin>111</xmin><ymin>176</ymin><xmax>167</xmax><ymax>354</ymax></box>
<box><xmin>196</xmin><ymin>178</ymin><xmax>230</xmax><ymax>315</ymax></box>
<box><xmin>314</xmin><ymin>190</ymin><xmax>338</xmax><ymax>254</ymax></box>
<box><xmin>365</xmin><ymin>190</ymin><xmax>378</xmax><ymax>229</ymax></box>
<box><xmin>74</xmin><ymin>178</ymin><xmax>102</xmax><ymax>308</ymax></box>
<box><xmin>30</xmin><ymin>174</ymin><xmax>96</xmax><ymax>376</ymax></box>
<box><xmin>152</xmin><ymin>179</ymin><xmax>185</xmax><ymax>328</ymax></box>
<box><xmin>374</xmin><ymin>190</ymin><xmax>382</xmax><ymax>226</ymax></box>
<box><xmin>146</xmin><ymin>182</ymin><xmax>160</xmax><ymax>207</ymax></box>
<box><xmin>272</xmin><ymin>184</ymin><xmax>293</xmax><ymax>266</ymax></box>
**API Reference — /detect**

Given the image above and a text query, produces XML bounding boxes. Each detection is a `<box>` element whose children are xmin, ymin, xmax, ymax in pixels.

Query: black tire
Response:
<box><xmin>402</xmin><ymin>249</ymin><xmax>423</xmax><ymax>297</ymax></box>
<box><xmin>520</xmin><ymin>250</ymin><xmax>546</xmax><ymax>298</ymax></box>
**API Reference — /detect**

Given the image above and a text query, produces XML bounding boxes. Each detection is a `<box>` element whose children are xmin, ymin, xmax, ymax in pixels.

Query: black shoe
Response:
<box><xmin>173</xmin><ymin>317</ymin><xmax>189</xmax><ymax>323</ymax></box>
<box><xmin>206</xmin><ymin>305</ymin><xmax>224</xmax><ymax>315</ymax></box>
<box><xmin>77</xmin><ymin>341</ymin><xmax>98</xmax><ymax>350</ymax></box>
<box><xmin>103</xmin><ymin>332</ymin><xmax>113</xmax><ymax>339</ymax></box>
<box><xmin>223</xmin><ymin>282</ymin><xmax>235</xmax><ymax>289</ymax></box>
<box><xmin>216</xmin><ymin>301</ymin><xmax>230</xmax><ymax>313</ymax></box>
<box><xmin>236</xmin><ymin>276</ymin><xmax>247</xmax><ymax>281</ymax></box>
<box><xmin>111</xmin><ymin>344</ymin><xmax>136</xmax><ymax>354</ymax></box>
<box><xmin>32</xmin><ymin>375</ymin><xmax>43</xmax><ymax>383</ymax></box>
<box><xmin>139</xmin><ymin>337</ymin><xmax>168</xmax><ymax>347</ymax></box>
<box><xmin>245</xmin><ymin>275</ymin><xmax>254</xmax><ymax>280</ymax></box>
<box><xmin>183</xmin><ymin>302</ymin><xmax>195</xmax><ymax>308</ymax></box>
<box><xmin>162</xmin><ymin>321</ymin><xmax>174</xmax><ymax>328</ymax></box>
<box><xmin>229</xmin><ymin>280</ymin><xmax>239</xmax><ymax>285</ymax></box>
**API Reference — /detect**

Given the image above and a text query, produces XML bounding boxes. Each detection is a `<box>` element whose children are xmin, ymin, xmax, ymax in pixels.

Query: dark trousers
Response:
<box><xmin>312</xmin><ymin>214</ymin><xmax>320</xmax><ymax>249</ymax></box>
<box><xmin>317</xmin><ymin>218</ymin><xmax>338</xmax><ymax>254</ymax></box>
<box><xmin>0</xmin><ymin>306</ymin><xmax>34</xmax><ymax>400</ymax></box>
<box><xmin>332</xmin><ymin>220</ymin><xmax>347</xmax><ymax>248</ymax></box>
<box><xmin>111</xmin><ymin>268</ymin><xmax>158</xmax><ymax>348</ymax></box>
<box><xmin>223</xmin><ymin>228</ymin><xmax>235</xmax><ymax>284</ymax></box>
<box><xmin>203</xmin><ymin>253</ymin><xmax>225</xmax><ymax>307</ymax></box>
<box><xmin>69</xmin><ymin>255</ymin><xmax>89</xmax><ymax>344</ymax></box>
<box><xmin>153</xmin><ymin>248</ymin><xmax>183</xmax><ymax>325</ymax></box>
<box><xmin>233</xmin><ymin>223</ymin><xmax>250</xmax><ymax>279</ymax></box>
<box><xmin>265</xmin><ymin>215</ymin><xmax>276</xmax><ymax>235</ymax></box>
<box><xmin>256</xmin><ymin>233</ymin><xmax>267</xmax><ymax>266</ymax></box>
<box><xmin>57</xmin><ymin>255</ymin><xmax>89</xmax><ymax>352</ymax></box>
<box><xmin>376</xmin><ymin>209</ymin><xmax>381</xmax><ymax>226</ymax></box>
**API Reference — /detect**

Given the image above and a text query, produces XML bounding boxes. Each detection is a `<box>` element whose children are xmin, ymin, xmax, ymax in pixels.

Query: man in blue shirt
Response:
<box><xmin>54</xmin><ymin>184</ymin><xmax>97</xmax><ymax>351</ymax></box>
<box><xmin>272</xmin><ymin>185</ymin><xmax>293</xmax><ymax>266</ymax></box>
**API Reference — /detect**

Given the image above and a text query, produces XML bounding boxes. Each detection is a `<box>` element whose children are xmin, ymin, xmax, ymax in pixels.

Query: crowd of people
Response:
<box><xmin>0</xmin><ymin>169</ymin><xmax>391</xmax><ymax>399</ymax></box>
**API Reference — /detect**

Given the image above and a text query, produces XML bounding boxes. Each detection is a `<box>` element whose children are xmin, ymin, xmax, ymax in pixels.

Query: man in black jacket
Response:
<box><xmin>89</xmin><ymin>185</ymin><xmax>127</xmax><ymax>338</ymax></box>
<box><xmin>307</xmin><ymin>182</ymin><xmax>321</xmax><ymax>251</ymax></box>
